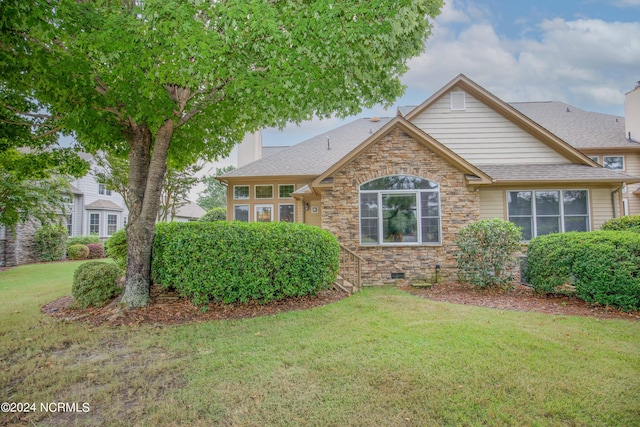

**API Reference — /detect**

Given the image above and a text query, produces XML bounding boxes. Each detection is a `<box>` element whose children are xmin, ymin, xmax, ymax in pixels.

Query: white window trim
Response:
<box><xmin>450</xmin><ymin>91</ymin><xmax>466</xmax><ymax>111</ymax></box>
<box><xmin>254</xmin><ymin>204</ymin><xmax>274</xmax><ymax>222</ymax></box>
<box><xmin>359</xmin><ymin>176</ymin><xmax>442</xmax><ymax>247</ymax></box>
<box><xmin>255</xmin><ymin>184</ymin><xmax>274</xmax><ymax>199</ymax></box>
<box><xmin>278</xmin><ymin>203</ymin><xmax>295</xmax><ymax>222</ymax></box>
<box><xmin>89</xmin><ymin>213</ymin><xmax>101</xmax><ymax>236</ymax></box>
<box><xmin>507</xmin><ymin>189</ymin><xmax>591</xmax><ymax>241</ymax></box>
<box><xmin>233</xmin><ymin>185</ymin><xmax>250</xmax><ymax>200</ymax></box>
<box><xmin>233</xmin><ymin>204</ymin><xmax>250</xmax><ymax>221</ymax></box>
<box><xmin>107</xmin><ymin>214</ymin><xmax>118</xmax><ymax>236</ymax></box>
<box><xmin>603</xmin><ymin>155</ymin><xmax>625</xmax><ymax>171</ymax></box>
<box><xmin>278</xmin><ymin>184</ymin><xmax>296</xmax><ymax>199</ymax></box>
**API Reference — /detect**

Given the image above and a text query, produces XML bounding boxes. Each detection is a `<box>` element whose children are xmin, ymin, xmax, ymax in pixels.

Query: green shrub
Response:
<box><xmin>152</xmin><ymin>221</ymin><xmax>340</xmax><ymax>305</ymax></box>
<box><xmin>455</xmin><ymin>219</ymin><xmax>522</xmax><ymax>288</ymax></box>
<box><xmin>86</xmin><ymin>243</ymin><xmax>105</xmax><ymax>259</ymax></box>
<box><xmin>526</xmin><ymin>231</ymin><xmax>640</xmax><ymax>311</ymax></box>
<box><xmin>105</xmin><ymin>228</ymin><xmax>127</xmax><ymax>270</ymax></box>
<box><xmin>35</xmin><ymin>225</ymin><xmax>68</xmax><ymax>262</ymax></box>
<box><xmin>67</xmin><ymin>235</ymin><xmax>102</xmax><ymax>247</ymax></box>
<box><xmin>67</xmin><ymin>244</ymin><xmax>89</xmax><ymax>260</ymax></box>
<box><xmin>72</xmin><ymin>261</ymin><xmax>123</xmax><ymax>309</ymax></box>
<box><xmin>199</xmin><ymin>207</ymin><xmax>227</xmax><ymax>222</ymax></box>
<box><xmin>601</xmin><ymin>215</ymin><xmax>640</xmax><ymax>232</ymax></box>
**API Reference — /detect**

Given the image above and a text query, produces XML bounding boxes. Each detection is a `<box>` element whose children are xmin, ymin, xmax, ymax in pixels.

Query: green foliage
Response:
<box><xmin>68</xmin><ymin>235</ymin><xmax>102</xmax><ymax>247</ymax></box>
<box><xmin>455</xmin><ymin>219</ymin><xmax>522</xmax><ymax>288</ymax></box>
<box><xmin>199</xmin><ymin>207</ymin><xmax>227</xmax><ymax>222</ymax></box>
<box><xmin>72</xmin><ymin>261</ymin><xmax>123</xmax><ymax>309</ymax></box>
<box><xmin>526</xmin><ymin>231</ymin><xmax>640</xmax><ymax>311</ymax></box>
<box><xmin>86</xmin><ymin>243</ymin><xmax>105</xmax><ymax>259</ymax></box>
<box><xmin>34</xmin><ymin>225</ymin><xmax>69</xmax><ymax>262</ymax></box>
<box><xmin>105</xmin><ymin>229</ymin><xmax>127</xmax><ymax>270</ymax></box>
<box><xmin>152</xmin><ymin>222</ymin><xmax>340</xmax><ymax>305</ymax></box>
<box><xmin>197</xmin><ymin>166</ymin><xmax>235</xmax><ymax>210</ymax></box>
<box><xmin>601</xmin><ymin>215</ymin><xmax>640</xmax><ymax>232</ymax></box>
<box><xmin>67</xmin><ymin>244</ymin><xmax>89</xmax><ymax>260</ymax></box>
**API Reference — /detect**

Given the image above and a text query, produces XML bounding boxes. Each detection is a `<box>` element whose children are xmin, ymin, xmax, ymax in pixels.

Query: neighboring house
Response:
<box><xmin>166</xmin><ymin>202</ymin><xmax>207</xmax><ymax>222</ymax></box>
<box><xmin>219</xmin><ymin>74</ymin><xmax>640</xmax><ymax>285</ymax></box>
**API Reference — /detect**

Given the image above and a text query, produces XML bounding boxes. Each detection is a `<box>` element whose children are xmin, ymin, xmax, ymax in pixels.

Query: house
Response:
<box><xmin>218</xmin><ymin>74</ymin><xmax>640</xmax><ymax>285</ymax></box>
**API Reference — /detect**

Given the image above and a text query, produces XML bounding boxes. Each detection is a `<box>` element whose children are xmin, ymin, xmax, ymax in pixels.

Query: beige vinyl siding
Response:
<box><xmin>411</xmin><ymin>91</ymin><xmax>570</xmax><ymax>165</ymax></box>
<box><xmin>479</xmin><ymin>188</ymin><xmax>505</xmax><ymax>220</ymax></box>
<box><xmin>622</xmin><ymin>154</ymin><xmax>640</xmax><ymax>216</ymax></box>
<box><xmin>591</xmin><ymin>188</ymin><xmax>616</xmax><ymax>230</ymax></box>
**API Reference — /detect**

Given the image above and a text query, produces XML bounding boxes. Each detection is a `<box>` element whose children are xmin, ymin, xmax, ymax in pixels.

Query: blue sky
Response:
<box><xmin>256</xmin><ymin>0</ymin><xmax>640</xmax><ymax>148</ymax></box>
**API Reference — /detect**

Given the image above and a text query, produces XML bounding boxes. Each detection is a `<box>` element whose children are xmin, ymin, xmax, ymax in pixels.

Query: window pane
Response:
<box><xmin>382</xmin><ymin>194</ymin><xmax>417</xmax><ymax>243</ymax></box>
<box><xmin>535</xmin><ymin>191</ymin><xmax>560</xmax><ymax>215</ymax></box>
<box><xmin>360</xmin><ymin>219</ymin><xmax>379</xmax><ymax>244</ymax></box>
<box><xmin>89</xmin><ymin>214</ymin><xmax>100</xmax><ymax>235</ymax></box>
<box><xmin>603</xmin><ymin>156</ymin><xmax>624</xmax><ymax>170</ymax></box>
<box><xmin>279</xmin><ymin>204</ymin><xmax>294</xmax><ymax>222</ymax></box>
<box><xmin>421</xmin><ymin>192</ymin><xmax>439</xmax><ymax>217</ymax></box>
<box><xmin>107</xmin><ymin>215</ymin><xmax>117</xmax><ymax>235</ymax></box>
<box><xmin>421</xmin><ymin>217</ymin><xmax>440</xmax><ymax>243</ymax></box>
<box><xmin>234</xmin><ymin>205</ymin><xmax>249</xmax><ymax>222</ymax></box>
<box><xmin>255</xmin><ymin>185</ymin><xmax>273</xmax><ymax>199</ymax></box>
<box><xmin>360</xmin><ymin>193</ymin><xmax>378</xmax><ymax>217</ymax></box>
<box><xmin>234</xmin><ymin>186</ymin><xmax>249</xmax><ymax>199</ymax></box>
<box><xmin>279</xmin><ymin>185</ymin><xmax>295</xmax><ymax>198</ymax></box>
<box><xmin>510</xmin><ymin>217</ymin><xmax>532</xmax><ymax>241</ymax></box>
<box><xmin>255</xmin><ymin>205</ymin><xmax>272</xmax><ymax>222</ymax></box>
<box><xmin>564</xmin><ymin>216</ymin><xmax>588</xmax><ymax>232</ymax></box>
<box><xmin>536</xmin><ymin>216</ymin><xmax>560</xmax><ymax>236</ymax></box>
<box><xmin>508</xmin><ymin>192</ymin><xmax>532</xmax><ymax>215</ymax></box>
<box><xmin>563</xmin><ymin>190</ymin><xmax>588</xmax><ymax>215</ymax></box>
<box><xmin>361</xmin><ymin>175</ymin><xmax>438</xmax><ymax>191</ymax></box>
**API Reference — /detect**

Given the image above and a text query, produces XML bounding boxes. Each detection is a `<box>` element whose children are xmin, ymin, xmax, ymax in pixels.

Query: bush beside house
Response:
<box><xmin>34</xmin><ymin>225</ymin><xmax>68</xmax><ymax>262</ymax></box>
<box><xmin>152</xmin><ymin>221</ymin><xmax>340</xmax><ymax>305</ymax></box>
<box><xmin>67</xmin><ymin>244</ymin><xmax>90</xmax><ymax>260</ymax></box>
<box><xmin>526</xmin><ymin>231</ymin><xmax>640</xmax><ymax>312</ymax></box>
<box><xmin>601</xmin><ymin>215</ymin><xmax>640</xmax><ymax>232</ymax></box>
<box><xmin>455</xmin><ymin>219</ymin><xmax>522</xmax><ymax>288</ymax></box>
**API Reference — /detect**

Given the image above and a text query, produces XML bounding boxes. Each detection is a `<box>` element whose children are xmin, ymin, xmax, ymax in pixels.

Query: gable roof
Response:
<box><xmin>175</xmin><ymin>202</ymin><xmax>206</xmax><ymax>220</ymax></box>
<box><xmin>312</xmin><ymin>116</ymin><xmax>493</xmax><ymax>187</ymax></box>
<box><xmin>222</xmin><ymin>118</ymin><xmax>391</xmax><ymax>179</ymax></box>
<box><xmin>85</xmin><ymin>199</ymin><xmax>124</xmax><ymax>211</ymax></box>
<box><xmin>403</xmin><ymin>74</ymin><xmax>598</xmax><ymax>166</ymax></box>
<box><xmin>510</xmin><ymin>102</ymin><xmax>639</xmax><ymax>150</ymax></box>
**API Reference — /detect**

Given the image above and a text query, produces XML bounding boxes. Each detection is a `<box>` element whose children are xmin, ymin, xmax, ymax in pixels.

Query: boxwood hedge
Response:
<box><xmin>525</xmin><ymin>231</ymin><xmax>640</xmax><ymax>311</ymax></box>
<box><xmin>152</xmin><ymin>221</ymin><xmax>340</xmax><ymax>305</ymax></box>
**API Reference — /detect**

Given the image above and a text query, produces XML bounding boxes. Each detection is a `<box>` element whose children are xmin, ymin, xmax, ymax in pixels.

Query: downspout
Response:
<box><xmin>611</xmin><ymin>185</ymin><xmax>624</xmax><ymax>218</ymax></box>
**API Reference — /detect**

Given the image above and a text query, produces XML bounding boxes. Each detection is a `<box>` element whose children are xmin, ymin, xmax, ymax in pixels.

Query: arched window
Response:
<box><xmin>359</xmin><ymin>175</ymin><xmax>441</xmax><ymax>245</ymax></box>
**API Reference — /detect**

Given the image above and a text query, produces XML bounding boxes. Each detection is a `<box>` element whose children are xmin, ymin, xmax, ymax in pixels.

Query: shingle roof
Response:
<box><xmin>222</xmin><ymin>118</ymin><xmax>391</xmax><ymax>178</ymax></box>
<box><xmin>478</xmin><ymin>164</ymin><xmax>639</xmax><ymax>183</ymax></box>
<box><xmin>85</xmin><ymin>199</ymin><xmax>124</xmax><ymax>211</ymax></box>
<box><xmin>175</xmin><ymin>202</ymin><xmax>206</xmax><ymax>219</ymax></box>
<box><xmin>510</xmin><ymin>102</ymin><xmax>639</xmax><ymax>149</ymax></box>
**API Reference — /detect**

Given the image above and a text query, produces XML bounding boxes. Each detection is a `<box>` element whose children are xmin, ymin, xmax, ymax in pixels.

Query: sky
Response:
<box><xmin>197</xmin><ymin>0</ymin><xmax>640</xmax><ymax>199</ymax></box>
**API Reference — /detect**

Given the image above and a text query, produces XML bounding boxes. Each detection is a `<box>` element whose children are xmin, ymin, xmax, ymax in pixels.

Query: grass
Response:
<box><xmin>1</xmin><ymin>262</ymin><xmax>639</xmax><ymax>426</ymax></box>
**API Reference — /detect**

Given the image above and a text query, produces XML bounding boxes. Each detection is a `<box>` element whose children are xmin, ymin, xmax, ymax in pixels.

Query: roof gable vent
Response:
<box><xmin>450</xmin><ymin>91</ymin><xmax>466</xmax><ymax>111</ymax></box>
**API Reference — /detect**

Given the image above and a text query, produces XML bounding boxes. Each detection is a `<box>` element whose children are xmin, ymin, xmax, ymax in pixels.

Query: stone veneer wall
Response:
<box><xmin>2</xmin><ymin>220</ymin><xmax>40</xmax><ymax>267</ymax></box>
<box><xmin>322</xmin><ymin>127</ymin><xmax>480</xmax><ymax>285</ymax></box>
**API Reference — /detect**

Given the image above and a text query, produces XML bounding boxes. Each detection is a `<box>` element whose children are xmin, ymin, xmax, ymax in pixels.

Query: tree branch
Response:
<box><xmin>174</xmin><ymin>77</ymin><xmax>233</xmax><ymax>128</ymax></box>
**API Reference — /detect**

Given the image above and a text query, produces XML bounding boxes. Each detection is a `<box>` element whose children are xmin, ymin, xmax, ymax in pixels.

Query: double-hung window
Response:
<box><xmin>359</xmin><ymin>175</ymin><xmax>440</xmax><ymax>245</ymax></box>
<box><xmin>507</xmin><ymin>190</ymin><xmax>589</xmax><ymax>240</ymax></box>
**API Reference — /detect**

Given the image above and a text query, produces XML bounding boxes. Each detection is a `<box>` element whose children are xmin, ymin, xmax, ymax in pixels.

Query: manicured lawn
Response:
<box><xmin>1</xmin><ymin>262</ymin><xmax>639</xmax><ymax>426</ymax></box>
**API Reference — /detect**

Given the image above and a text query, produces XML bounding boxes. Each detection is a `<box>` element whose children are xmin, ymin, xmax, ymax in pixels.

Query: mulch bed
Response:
<box><xmin>402</xmin><ymin>282</ymin><xmax>640</xmax><ymax>321</ymax></box>
<box><xmin>42</xmin><ymin>282</ymin><xmax>640</xmax><ymax>327</ymax></box>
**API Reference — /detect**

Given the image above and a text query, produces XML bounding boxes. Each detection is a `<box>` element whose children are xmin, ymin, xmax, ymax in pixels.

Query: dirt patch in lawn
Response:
<box><xmin>42</xmin><ymin>285</ymin><xmax>348</xmax><ymax>327</ymax></box>
<box><xmin>401</xmin><ymin>282</ymin><xmax>640</xmax><ymax>321</ymax></box>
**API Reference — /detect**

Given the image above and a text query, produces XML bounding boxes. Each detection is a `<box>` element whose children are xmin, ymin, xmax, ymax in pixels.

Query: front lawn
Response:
<box><xmin>1</xmin><ymin>262</ymin><xmax>639</xmax><ymax>426</ymax></box>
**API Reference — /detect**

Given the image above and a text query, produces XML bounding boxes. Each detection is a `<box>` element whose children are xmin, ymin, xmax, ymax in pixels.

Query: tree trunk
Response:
<box><xmin>120</xmin><ymin>119</ymin><xmax>174</xmax><ymax>307</ymax></box>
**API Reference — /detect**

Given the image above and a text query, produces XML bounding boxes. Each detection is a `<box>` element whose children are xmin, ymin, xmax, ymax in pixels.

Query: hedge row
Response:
<box><xmin>152</xmin><ymin>221</ymin><xmax>340</xmax><ymax>305</ymax></box>
<box><xmin>525</xmin><ymin>231</ymin><xmax>640</xmax><ymax>311</ymax></box>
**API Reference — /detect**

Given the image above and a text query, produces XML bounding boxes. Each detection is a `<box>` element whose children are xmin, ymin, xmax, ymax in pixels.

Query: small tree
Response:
<box><xmin>197</xmin><ymin>165</ymin><xmax>235</xmax><ymax>211</ymax></box>
<box><xmin>157</xmin><ymin>163</ymin><xmax>202</xmax><ymax>222</ymax></box>
<box><xmin>455</xmin><ymin>219</ymin><xmax>522</xmax><ymax>288</ymax></box>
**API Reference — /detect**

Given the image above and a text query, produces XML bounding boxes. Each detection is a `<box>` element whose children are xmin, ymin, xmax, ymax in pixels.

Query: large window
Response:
<box><xmin>279</xmin><ymin>204</ymin><xmax>295</xmax><ymax>222</ymax></box>
<box><xmin>234</xmin><ymin>205</ymin><xmax>249</xmax><ymax>222</ymax></box>
<box><xmin>89</xmin><ymin>213</ymin><xmax>100</xmax><ymax>235</ymax></box>
<box><xmin>279</xmin><ymin>184</ymin><xmax>295</xmax><ymax>199</ymax></box>
<box><xmin>603</xmin><ymin>156</ymin><xmax>624</xmax><ymax>170</ymax></box>
<box><xmin>255</xmin><ymin>205</ymin><xmax>273</xmax><ymax>222</ymax></box>
<box><xmin>507</xmin><ymin>190</ymin><xmax>589</xmax><ymax>240</ymax></box>
<box><xmin>359</xmin><ymin>175</ymin><xmax>440</xmax><ymax>245</ymax></box>
<box><xmin>255</xmin><ymin>185</ymin><xmax>273</xmax><ymax>199</ymax></box>
<box><xmin>107</xmin><ymin>214</ymin><xmax>118</xmax><ymax>235</ymax></box>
